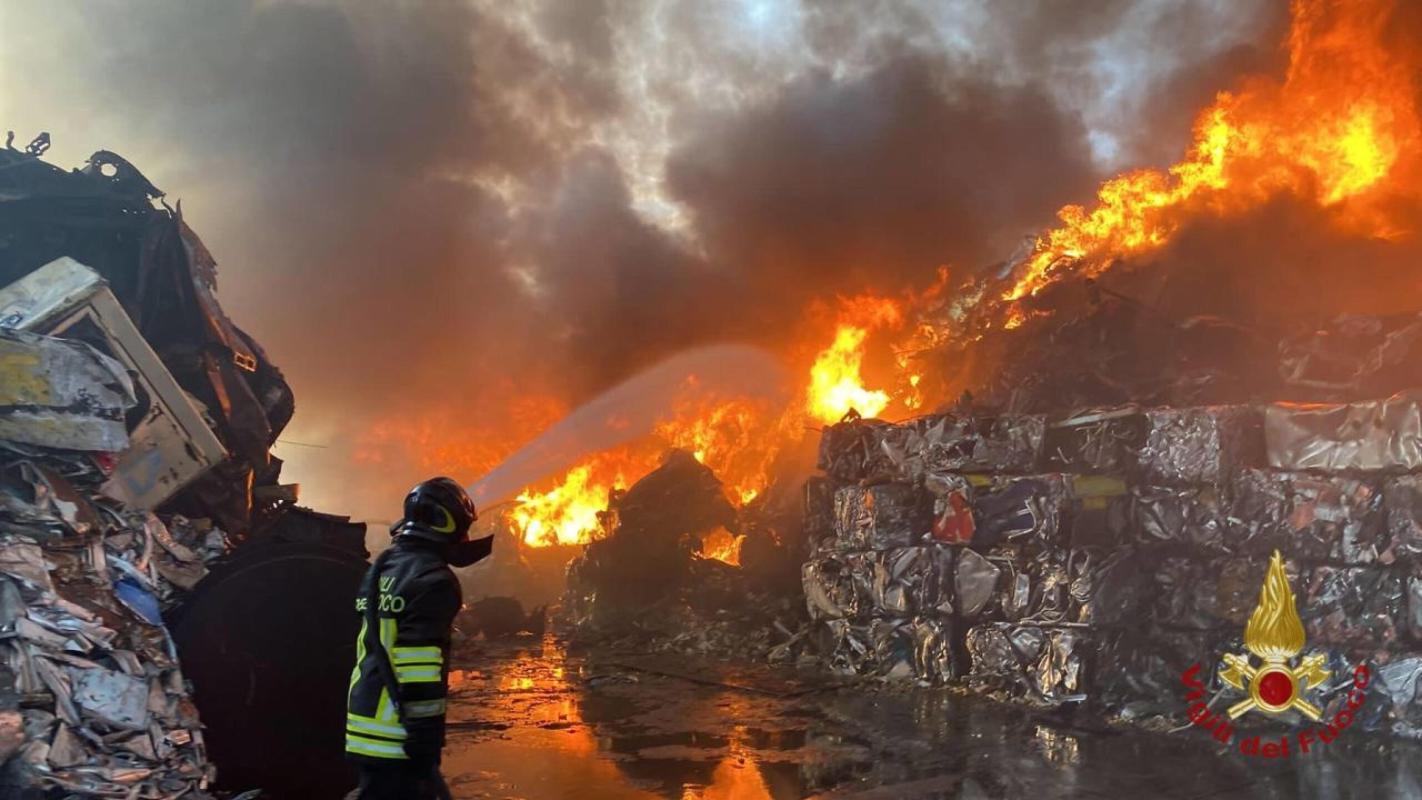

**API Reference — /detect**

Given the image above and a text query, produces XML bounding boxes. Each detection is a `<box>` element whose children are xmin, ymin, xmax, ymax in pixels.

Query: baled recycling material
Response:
<box><xmin>802</xmin><ymin>401</ymin><xmax>1422</xmax><ymax>736</ymax></box>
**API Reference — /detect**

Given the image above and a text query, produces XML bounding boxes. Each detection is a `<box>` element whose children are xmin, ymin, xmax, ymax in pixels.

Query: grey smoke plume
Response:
<box><xmin>0</xmin><ymin>0</ymin><xmax>1279</xmax><ymax>519</ymax></box>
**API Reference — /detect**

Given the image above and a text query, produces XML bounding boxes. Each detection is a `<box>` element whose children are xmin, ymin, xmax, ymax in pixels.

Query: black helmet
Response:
<box><xmin>398</xmin><ymin>477</ymin><xmax>477</xmax><ymax>542</ymax></box>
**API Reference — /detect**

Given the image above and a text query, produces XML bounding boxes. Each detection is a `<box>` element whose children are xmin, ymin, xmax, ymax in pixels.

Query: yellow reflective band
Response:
<box><xmin>432</xmin><ymin>506</ymin><xmax>456</xmax><ymax>533</ymax></box>
<box><xmin>346</xmin><ymin>734</ymin><xmax>408</xmax><ymax>760</ymax></box>
<box><xmin>396</xmin><ymin>665</ymin><xmax>442</xmax><ymax>683</ymax></box>
<box><xmin>346</xmin><ymin>715</ymin><xmax>407</xmax><ymax>739</ymax></box>
<box><xmin>404</xmin><ymin>699</ymin><xmax>446</xmax><ymax>718</ymax></box>
<box><xmin>391</xmin><ymin>646</ymin><xmax>443</xmax><ymax>665</ymax></box>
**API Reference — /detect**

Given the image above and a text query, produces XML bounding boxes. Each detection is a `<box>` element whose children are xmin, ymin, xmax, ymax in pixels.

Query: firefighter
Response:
<box><xmin>345</xmin><ymin>477</ymin><xmax>493</xmax><ymax>799</ymax></box>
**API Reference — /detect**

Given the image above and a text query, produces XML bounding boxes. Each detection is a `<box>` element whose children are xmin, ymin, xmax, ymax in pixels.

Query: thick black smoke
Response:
<box><xmin>0</xmin><ymin>0</ymin><xmax>1279</xmax><ymax>518</ymax></box>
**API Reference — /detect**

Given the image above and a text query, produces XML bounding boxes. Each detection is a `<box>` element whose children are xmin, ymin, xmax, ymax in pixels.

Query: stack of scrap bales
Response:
<box><xmin>805</xmin><ymin>394</ymin><xmax>1422</xmax><ymax>737</ymax></box>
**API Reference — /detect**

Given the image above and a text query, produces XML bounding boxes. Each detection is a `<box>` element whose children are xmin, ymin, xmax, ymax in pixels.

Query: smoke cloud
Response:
<box><xmin>0</xmin><ymin>0</ymin><xmax>1278</xmax><ymax>519</ymax></box>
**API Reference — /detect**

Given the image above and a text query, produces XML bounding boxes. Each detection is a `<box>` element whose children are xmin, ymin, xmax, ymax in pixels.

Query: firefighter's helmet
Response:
<box><xmin>399</xmin><ymin>477</ymin><xmax>478</xmax><ymax>542</ymax></box>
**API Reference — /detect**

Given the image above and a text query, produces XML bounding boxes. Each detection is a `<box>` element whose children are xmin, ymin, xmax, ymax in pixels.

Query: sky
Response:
<box><xmin>0</xmin><ymin>0</ymin><xmax>1284</xmax><ymax>521</ymax></box>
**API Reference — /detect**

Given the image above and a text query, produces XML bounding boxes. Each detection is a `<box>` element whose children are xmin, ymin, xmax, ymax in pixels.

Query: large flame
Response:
<box><xmin>513</xmin><ymin>295</ymin><xmax>917</xmax><ymax>550</ymax></box>
<box><xmin>1007</xmin><ymin>0</ymin><xmax>1421</xmax><ymax>302</ymax></box>
<box><xmin>512</xmin><ymin>394</ymin><xmax>799</xmax><ymax>549</ymax></box>
<box><xmin>1244</xmin><ymin>550</ymin><xmax>1307</xmax><ymax>662</ymax></box>
<box><xmin>806</xmin><ymin>295</ymin><xmax>904</xmax><ymax>423</ymax></box>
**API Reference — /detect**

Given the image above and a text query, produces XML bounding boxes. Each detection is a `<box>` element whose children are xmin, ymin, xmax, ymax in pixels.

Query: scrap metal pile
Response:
<box><xmin>804</xmin><ymin>391</ymin><xmax>1422</xmax><ymax>737</ymax></box>
<box><xmin>0</xmin><ymin>311</ymin><xmax>221</xmax><ymax>794</ymax></box>
<box><xmin>0</xmin><ymin>137</ymin><xmax>366</xmax><ymax>796</ymax></box>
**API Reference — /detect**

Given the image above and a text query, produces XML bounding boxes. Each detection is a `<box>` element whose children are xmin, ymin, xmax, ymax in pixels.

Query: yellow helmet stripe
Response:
<box><xmin>431</xmin><ymin>505</ymin><xmax>457</xmax><ymax>533</ymax></box>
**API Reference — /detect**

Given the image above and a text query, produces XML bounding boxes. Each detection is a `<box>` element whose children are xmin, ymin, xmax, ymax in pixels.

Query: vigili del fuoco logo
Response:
<box><xmin>1179</xmin><ymin>550</ymin><xmax>1372</xmax><ymax>758</ymax></box>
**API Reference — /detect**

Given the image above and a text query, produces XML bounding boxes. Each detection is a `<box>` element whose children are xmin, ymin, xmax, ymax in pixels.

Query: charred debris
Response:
<box><xmin>0</xmin><ymin>135</ymin><xmax>366</xmax><ymax>797</ymax></box>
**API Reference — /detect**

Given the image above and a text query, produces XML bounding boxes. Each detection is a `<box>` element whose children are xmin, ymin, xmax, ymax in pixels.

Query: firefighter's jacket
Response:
<box><xmin>345</xmin><ymin>533</ymin><xmax>461</xmax><ymax>764</ymax></box>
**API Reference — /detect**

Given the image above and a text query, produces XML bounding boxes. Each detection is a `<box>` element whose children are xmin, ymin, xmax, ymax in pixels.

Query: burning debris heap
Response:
<box><xmin>805</xmin><ymin>386</ymin><xmax>1422</xmax><ymax>737</ymax></box>
<box><xmin>564</xmin><ymin>450</ymin><xmax>805</xmax><ymax>657</ymax></box>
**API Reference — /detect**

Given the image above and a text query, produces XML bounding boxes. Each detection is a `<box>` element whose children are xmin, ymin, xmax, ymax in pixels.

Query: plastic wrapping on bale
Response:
<box><xmin>1229</xmin><ymin>470</ymin><xmax>1387</xmax><ymax>563</ymax></box>
<box><xmin>830</xmin><ymin>484</ymin><xmax>930</xmax><ymax>551</ymax></box>
<box><xmin>879</xmin><ymin>414</ymin><xmax>1044</xmax><ymax>477</ymax></box>
<box><xmin>966</xmin><ymin>623</ymin><xmax>1090</xmax><ymax>705</ymax></box>
<box><xmin>1042</xmin><ymin>407</ymin><xmax>1146</xmax><ymax>473</ymax></box>
<box><xmin>1265</xmin><ymin>392</ymin><xmax>1422</xmax><ymax>472</ymax></box>
<box><xmin>1128</xmin><ymin>485</ymin><xmax>1229</xmax><ymax>551</ymax></box>
<box><xmin>968</xmin><ymin>474</ymin><xmax>1070</xmax><ymax>551</ymax></box>
<box><xmin>1300</xmin><ymin>566</ymin><xmax>1402</xmax><ymax>648</ymax></box>
<box><xmin>1139</xmin><ymin>406</ymin><xmax>1263</xmax><ymax>485</ymax></box>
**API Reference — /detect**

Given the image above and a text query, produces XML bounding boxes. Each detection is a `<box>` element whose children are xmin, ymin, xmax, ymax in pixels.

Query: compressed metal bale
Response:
<box><xmin>1139</xmin><ymin>405</ymin><xmax>1263</xmax><ymax>486</ymax></box>
<box><xmin>965</xmin><ymin>622</ymin><xmax>1024</xmax><ymax>693</ymax></box>
<box><xmin>968</xmin><ymin>474</ymin><xmax>1071</xmax><ymax>551</ymax></box>
<box><xmin>867</xmin><ymin>546</ymin><xmax>954</xmax><ymax>618</ymax></box>
<box><xmin>1150</xmin><ymin>556</ymin><xmax>1287</xmax><ymax>631</ymax></box>
<box><xmin>1067</xmin><ymin>547</ymin><xmax>1150</xmax><ymax>627</ymax></box>
<box><xmin>817</xmin><ymin>417</ymin><xmax>898</xmax><ymax>483</ymax></box>
<box><xmin>830</xmin><ymin>483</ymin><xmax>930</xmax><ymax>551</ymax></box>
<box><xmin>802</xmin><ymin>475</ymin><xmax>837</xmax><ymax>541</ymax></box>
<box><xmin>1042</xmin><ymin>407</ymin><xmax>1147</xmax><ymax>474</ymax></box>
<box><xmin>925</xmin><ymin>472</ymin><xmax>975</xmax><ymax>545</ymax></box>
<box><xmin>803</xmin><ymin>547</ymin><xmax>954</xmax><ymax>620</ymax></box>
<box><xmin>1409</xmin><ymin>569</ymin><xmax>1422</xmax><ymax>643</ymax></box>
<box><xmin>881</xmin><ymin>414</ymin><xmax>1044</xmax><ymax>477</ymax></box>
<box><xmin>1265</xmin><ymin>392</ymin><xmax>1422</xmax><ymax>473</ymax></box>
<box><xmin>909</xmin><ymin>617</ymin><xmax>957</xmax><ymax>683</ymax></box>
<box><xmin>1384</xmin><ymin>474</ymin><xmax>1422</xmax><ymax>559</ymax></box>
<box><xmin>954</xmin><ymin>548</ymin><xmax>1003</xmax><ymax>620</ymax></box>
<box><xmin>1068</xmin><ymin>475</ymin><xmax>1132</xmax><ymax>548</ymax></box>
<box><xmin>1228</xmin><ymin>470</ymin><xmax>1387</xmax><ymax>564</ymax></box>
<box><xmin>802</xmin><ymin>555</ymin><xmax>862</xmax><ymax>622</ymax></box>
<box><xmin>966</xmin><ymin>623</ymin><xmax>1091</xmax><ymax>705</ymax></box>
<box><xmin>1301</xmin><ymin>566</ymin><xmax>1403</xmax><ymax>648</ymax></box>
<box><xmin>1030</xmin><ymin>627</ymin><xmax>1091</xmax><ymax>704</ymax></box>
<box><xmin>1128</xmin><ymin>485</ymin><xmax>1229</xmax><ymax>551</ymax></box>
<box><xmin>1094</xmin><ymin>627</ymin><xmax>1222</xmax><ymax>723</ymax></box>
<box><xmin>1375</xmin><ymin>655</ymin><xmax>1422</xmax><ymax>739</ymax></box>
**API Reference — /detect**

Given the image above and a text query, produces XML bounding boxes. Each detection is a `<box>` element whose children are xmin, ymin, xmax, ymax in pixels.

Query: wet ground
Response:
<box><xmin>442</xmin><ymin>636</ymin><xmax>1422</xmax><ymax>799</ymax></box>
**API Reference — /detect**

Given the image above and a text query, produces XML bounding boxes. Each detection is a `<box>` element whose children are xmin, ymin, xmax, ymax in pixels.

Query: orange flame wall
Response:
<box><xmin>1008</xmin><ymin>0</ymin><xmax>1421</xmax><ymax>304</ymax></box>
